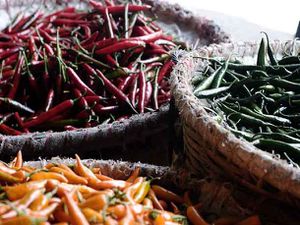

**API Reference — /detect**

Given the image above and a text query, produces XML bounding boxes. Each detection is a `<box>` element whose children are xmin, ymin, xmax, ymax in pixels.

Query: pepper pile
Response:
<box><xmin>0</xmin><ymin>152</ymin><xmax>260</xmax><ymax>225</ymax></box>
<box><xmin>0</xmin><ymin>0</ymin><xmax>181</xmax><ymax>135</ymax></box>
<box><xmin>192</xmin><ymin>34</ymin><xmax>300</xmax><ymax>164</ymax></box>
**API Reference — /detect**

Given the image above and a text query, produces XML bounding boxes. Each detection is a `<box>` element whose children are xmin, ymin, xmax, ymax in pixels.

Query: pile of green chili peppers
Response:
<box><xmin>192</xmin><ymin>35</ymin><xmax>300</xmax><ymax>164</ymax></box>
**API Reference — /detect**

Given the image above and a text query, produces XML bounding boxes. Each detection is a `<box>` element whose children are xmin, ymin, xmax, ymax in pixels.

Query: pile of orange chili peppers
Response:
<box><xmin>0</xmin><ymin>152</ymin><xmax>261</xmax><ymax>225</ymax></box>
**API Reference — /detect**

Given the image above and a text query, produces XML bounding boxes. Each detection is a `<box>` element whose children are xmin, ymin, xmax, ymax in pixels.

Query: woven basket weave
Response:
<box><xmin>24</xmin><ymin>157</ymin><xmax>300</xmax><ymax>224</ymax></box>
<box><xmin>170</xmin><ymin>40</ymin><xmax>300</xmax><ymax>202</ymax></box>
<box><xmin>0</xmin><ymin>0</ymin><xmax>229</xmax><ymax>164</ymax></box>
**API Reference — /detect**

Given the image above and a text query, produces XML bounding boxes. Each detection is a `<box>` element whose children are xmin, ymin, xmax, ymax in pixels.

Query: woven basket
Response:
<box><xmin>24</xmin><ymin>157</ymin><xmax>300</xmax><ymax>224</ymax></box>
<box><xmin>170</xmin><ymin>40</ymin><xmax>300</xmax><ymax>203</ymax></box>
<box><xmin>0</xmin><ymin>0</ymin><xmax>229</xmax><ymax>164</ymax></box>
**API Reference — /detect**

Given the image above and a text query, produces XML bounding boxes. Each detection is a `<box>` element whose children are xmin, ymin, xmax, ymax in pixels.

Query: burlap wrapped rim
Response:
<box><xmin>0</xmin><ymin>0</ymin><xmax>229</xmax><ymax>163</ymax></box>
<box><xmin>23</xmin><ymin>157</ymin><xmax>300</xmax><ymax>225</ymax></box>
<box><xmin>170</xmin><ymin>40</ymin><xmax>300</xmax><ymax>201</ymax></box>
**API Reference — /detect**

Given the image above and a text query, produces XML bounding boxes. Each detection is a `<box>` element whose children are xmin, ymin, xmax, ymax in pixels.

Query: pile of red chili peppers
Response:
<box><xmin>0</xmin><ymin>0</ymin><xmax>182</xmax><ymax>135</ymax></box>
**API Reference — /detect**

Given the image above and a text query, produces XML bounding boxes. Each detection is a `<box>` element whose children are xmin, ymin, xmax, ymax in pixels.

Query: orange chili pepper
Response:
<box><xmin>5</xmin><ymin>180</ymin><xmax>47</xmax><ymax>201</ymax></box>
<box><xmin>53</xmin><ymin>223</ymin><xmax>69</xmax><ymax>225</ymax></box>
<box><xmin>29</xmin><ymin>201</ymin><xmax>60</xmax><ymax>218</ymax></box>
<box><xmin>74</xmin><ymin>154</ymin><xmax>98</xmax><ymax>182</ymax></box>
<box><xmin>89</xmin><ymin>179</ymin><xmax>128</xmax><ymax>190</ymax></box>
<box><xmin>44</xmin><ymin>163</ymin><xmax>56</xmax><ymax>170</ymax></box>
<box><xmin>95</xmin><ymin>174</ymin><xmax>113</xmax><ymax>181</ymax></box>
<box><xmin>236</xmin><ymin>215</ymin><xmax>261</xmax><ymax>225</ymax></box>
<box><xmin>154</xmin><ymin>214</ymin><xmax>166</xmax><ymax>225</ymax></box>
<box><xmin>143</xmin><ymin>197</ymin><xmax>153</xmax><ymax>209</ymax></box>
<box><xmin>104</xmin><ymin>216</ymin><xmax>118</xmax><ymax>225</ymax></box>
<box><xmin>11</xmin><ymin>170</ymin><xmax>26</xmax><ymax>182</ymax></box>
<box><xmin>58</xmin><ymin>164</ymin><xmax>74</xmax><ymax>173</ymax></box>
<box><xmin>107</xmin><ymin>204</ymin><xmax>126</xmax><ymax>219</ymax></box>
<box><xmin>151</xmin><ymin>185</ymin><xmax>184</xmax><ymax>204</ymax></box>
<box><xmin>0</xmin><ymin>215</ymin><xmax>46</xmax><ymax>225</ymax></box>
<box><xmin>49</xmin><ymin>167</ymin><xmax>88</xmax><ymax>185</ymax></box>
<box><xmin>0</xmin><ymin>203</ymin><xmax>11</xmax><ymax>215</ymax></box>
<box><xmin>148</xmin><ymin>189</ymin><xmax>164</xmax><ymax>210</ymax></box>
<box><xmin>126</xmin><ymin>167</ymin><xmax>140</xmax><ymax>183</ymax></box>
<box><xmin>29</xmin><ymin>194</ymin><xmax>49</xmax><ymax>211</ymax></box>
<box><xmin>82</xmin><ymin>208</ymin><xmax>103</xmax><ymax>223</ymax></box>
<box><xmin>14</xmin><ymin>151</ymin><xmax>23</xmax><ymax>169</ymax></box>
<box><xmin>0</xmin><ymin>170</ymin><xmax>22</xmax><ymax>184</ymax></box>
<box><xmin>91</xmin><ymin>167</ymin><xmax>101</xmax><ymax>174</ymax></box>
<box><xmin>63</xmin><ymin>191</ymin><xmax>89</xmax><ymax>225</ymax></box>
<box><xmin>53</xmin><ymin>205</ymin><xmax>71</xmax><ymax>223</ymax></box>
<box><xmin>20</xmin><ymin>166</ymin><xmax>35</xmax><ymax>173</ymax></box>
<box><xmin>119</xmin><ymin>205</ymin><xmax>135</xmax><ymax>225</ymax></box>
<box><xmin>1</xmin><ymin>189</ymin><xmax>44</xmax><ymax>219</ymax></box>
<box><xmin>79</xmin><ymin>193</ymin><xmax>108</xmax><ymax>210</ymax></box>
<box><xmin>0</xmin><ymin>162</ymin><xmax>17</xmax><ymax>174</ymax></box>
<box><xmin>30</xmin><ymin>171</ymin><xmax>68</xmax><ymax>183</ymax></box>
<box><xmin>186</xmin><ymin>206</ymin><xmax>209</xmax><ymax>225</ymax></box>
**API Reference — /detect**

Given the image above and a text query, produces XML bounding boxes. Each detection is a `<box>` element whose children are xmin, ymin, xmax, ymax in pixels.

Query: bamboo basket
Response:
<box><xmin>170</xmin><ymin>40</ymin><xmax>300</xmax><ymax>203</ymax></box>
<box><xmin>24</xmin><ymin>157</ymin><xmax>300</xmax><ymax>225</ymax></box>
<box><xmin>0</xmin><ymin>0</ymin><xmax>229</xmax><ymax>164</ymax></box>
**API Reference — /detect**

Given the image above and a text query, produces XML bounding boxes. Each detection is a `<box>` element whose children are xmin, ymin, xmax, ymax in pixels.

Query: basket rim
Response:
<box><xmin>170</xmin><ymin>40</ymin><xmax>300</xmax><ymax>199</ymax></box>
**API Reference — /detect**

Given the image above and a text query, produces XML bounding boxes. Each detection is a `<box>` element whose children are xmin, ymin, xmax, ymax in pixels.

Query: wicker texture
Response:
<box><xmin>0</xmin><ymin>0</ymin><xmax>229</xmax><ymax>164</ymax></box>
<box><xmin>170</xmin><ymin>40</ymin><xmax>300</xmax><ymax>201</ymax></box>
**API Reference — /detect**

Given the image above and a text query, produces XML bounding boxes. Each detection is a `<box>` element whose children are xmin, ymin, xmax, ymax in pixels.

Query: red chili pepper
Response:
<box><xmin>0</xmin><ymin>124</ymin><xmax>22</xmax><ymax>135</ymax></box>
<box><xmin>132</xmin><ymin>26</ymin><xmax>149</xmax><ymax>36</ymax></box>
<box><xmin>24</xmin><ymin>99</ymin><xmax>75</xmax><ymax>128</ymax></box>
<box><xmin>53</xmin><ymin>19</ymin><xmax>89</xmax><ymax>26</ymax></box>
<box><xmin>14</xmin><ymin>112</ymin><xmax>29</xmax><ymax>133</ymax></box>
<box><xmin>73</xmin><ymin>88</ymin><xmax>89</xmax><ymax>110</ymax></box>
<box><xmin>157</xmin><ymin>59</ymin><xmax>174</xmax><ymax>84</ymax></box>
<box><xmin>81</xmin><ymin>25</ymin><xmax>91</xmax><ymax>39</ymax></box>
<box><xmin>144</xmin><ymin>81</ymin><xmax>153</xmax><ymax>107</ymax></box>
<box><xmin>117</xmin><ymin>76</ymin><xmax>132</xmax><ymax>92</ymax></box>
<box><xmin>0</xmin><ymin>47</ymin><xmax>20</xmax><ymax>61</ymax></box>
<box><xmin>93</xmin><ymin>104</ymin><xmax>119</xmax><ymax>115</ymax></box>
<box><xmin>66</xmin><ymin>67</ymin><xmax>96</xmax><ymax>96</ymax></box>
<box><xmin>39</xmin><ymin>29</ymin><xmax>56</xmax><ymax>43</ymax></box>
<box><xmin>80</xmin><ymin>31</ymin><xmax>99</xmax><ymax>47</ymax></box>
<box><xmin>44</xmin><ymin>43</ymin><xmax>54</xmax><ymax>56</ymax></box>
<box><xmin>8</xmin><ymin>54</ymin><xmax>24</xmax><ymax>99</ymax></box>
<box><xmin>106</xmin><ymin>5</ymin><xmax>151</xmax><ymax>14</ymax></box>
<box><xmin>104</xmin><ymin>54</ymin><xmax>118</xmax><ymax>67</ymax></box>
<box><xmin>85</xmin><ymin>96</ymin><xmax>106</xmax><ymax>105</ymax></box>
<box><xmin>94</xmin><ymin>69</ymin><xmax>135</xmax><ymax>112</ymax></box>
<box><xmin>129</xmin><ymin>74</ymin><xmax>138</xmax><ymax>106</ymax></box>
<box><xmin>131</xmin><ymin>30</ymin><xmax>163</xmax><ymax>43</ymax></box>
<box><xmin>95</xmin><ymin>40</ymin><xmax>145</xmax><ymax>55</ymax></box>
<box><xmin>83</xmin><ymin>38</ymin><xmax>117</xmax><ymax>51</ymax></box>
<box><xmin>44</xmin><ymin>88</ymin><xmax>54</xmax><ymax>112</ymax></box>
<box><xmin>138</xmin><ymin>71</ymin><xmax>146</xmax><ymax>113</ymax></box>
<box><xmin>3</xmin><ymin>53</ymin><xmax>18</xmax><ymax>65</ymax></box>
